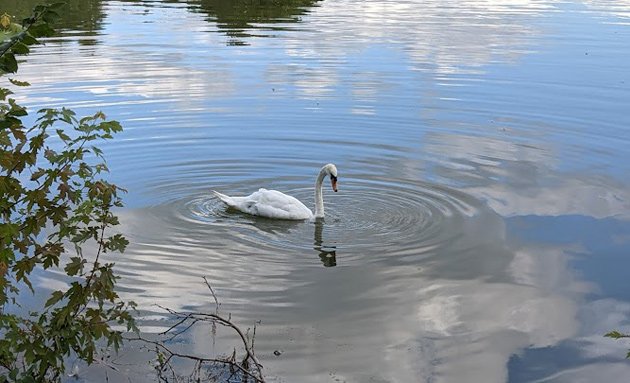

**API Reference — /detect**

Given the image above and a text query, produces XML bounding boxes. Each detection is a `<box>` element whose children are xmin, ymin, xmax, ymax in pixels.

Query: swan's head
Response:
<box><xmin>324</xmin><ymin>163</ymin><xmax>338</xmax><ymax>192</ymax></box>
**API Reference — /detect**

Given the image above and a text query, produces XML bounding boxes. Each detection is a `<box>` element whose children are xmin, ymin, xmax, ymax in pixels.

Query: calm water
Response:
<box><xmin>4</xmin><ymin>0</ymin><xmax>630</xmax><ymax>381</ymax></box>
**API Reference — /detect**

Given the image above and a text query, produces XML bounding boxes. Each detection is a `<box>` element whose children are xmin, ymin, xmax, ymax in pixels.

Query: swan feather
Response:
<box><xmin>212</xmin><ymin>163</ymin><xmax>337</xmax><ymax>220</ymax></box>
<box><xmin>213</xmin><ymin>188</ymin><xmax>313</xmax><ymax>220</ymax></box>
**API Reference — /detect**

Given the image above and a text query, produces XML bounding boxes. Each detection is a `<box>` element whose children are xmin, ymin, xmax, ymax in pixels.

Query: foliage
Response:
<box><xmin>0</xmin><ymin>3</ymin><xmax>57</xmax><ymax>74</ymax></box>
<box><xmin>0</xmin><ymin>3</ymin><xmax>136</xmax><ymax>382</ymax></box>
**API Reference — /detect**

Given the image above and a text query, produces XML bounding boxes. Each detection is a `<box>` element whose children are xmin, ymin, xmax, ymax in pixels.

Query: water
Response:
<box><xmin>3</xmin><ymin>0</ymin><xmax>630</xmax><ymax>381</ymax></box>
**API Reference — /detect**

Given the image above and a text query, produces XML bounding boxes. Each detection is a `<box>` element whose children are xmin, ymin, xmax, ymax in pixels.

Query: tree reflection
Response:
<box><xmin>190</xmin><ymin>0</ymin><xmax>321</xmax><ymax>45</ymax></box>
<box><xmin>1</xmin><ymin>0</ymin><xmax>105</xmax><ymax>35</ymax></box>
<box><xmin>2</xmin><ymin>0</ymin><xmax>321</xmax><ymax>46</ymax></box>
<box><xmin>314</xmin><ymin>219</ymin><xmax>337</xmax><ymax>267</ymax></box>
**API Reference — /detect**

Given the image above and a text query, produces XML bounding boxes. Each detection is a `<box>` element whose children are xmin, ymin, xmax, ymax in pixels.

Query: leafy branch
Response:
<box><xmin>0</xmin><ymin>3</ymin><xmax>61</xmax><ymax>74</ymax></box>
<box><xmin>0</xmin><ymin>4</ymin><xmax>137</xmax><ymax>382</ymax></box>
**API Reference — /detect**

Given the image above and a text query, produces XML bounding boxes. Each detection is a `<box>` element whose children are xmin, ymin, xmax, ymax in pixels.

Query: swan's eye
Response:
<box><xmin>330</xmin><ymin>175</ymin><xmax>337</xmax><ymax>181</ymax></box>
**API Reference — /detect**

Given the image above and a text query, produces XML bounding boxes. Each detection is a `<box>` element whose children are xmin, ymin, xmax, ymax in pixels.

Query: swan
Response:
<box><xmin>212</xmin><ymin>163</ymin><xmax>338</xmax><ymax>220</ymax></box>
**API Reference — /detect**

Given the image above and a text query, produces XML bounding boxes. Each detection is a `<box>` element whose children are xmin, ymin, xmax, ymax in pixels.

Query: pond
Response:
<box><xmin>3</xmin><ymin>0</ymin><xmax>630</xmax><ymax>381</ymax></box>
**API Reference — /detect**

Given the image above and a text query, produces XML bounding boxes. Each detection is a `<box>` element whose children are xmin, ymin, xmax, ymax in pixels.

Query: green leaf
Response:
<box><xmin>0</xmin><ymin>118</ymin><xmax>16</xmax><ymax>130</ymax></box>
<box><xmin>8</xmin><ymin>99</ymin><xmax>27</xmax><ymax>116</ymax></box>
<box><xmin>30</xmin><ymin>168</ymin><xmax>45</xmax><ymax>181</ymax></box>
<box><xmin>44</xmin><ymin>291</ymin><xmax>64</xmax><ymax>308</ymax></box>
<box><xmin>0</xmin><ymin>87</ymin><xmax>14</xmax><ymax>99</ymax></box>
<box><xmin>0</xmin><ymin>247</ymin><xmax>14</xmax><ymax>263</ymax></box>
<box><xmin>10</xmin><ymin>42</ymin><xmax>30</xmax><ymax>55</ymax></box>
<box><xmin>8</xmin><ymin>78</ymin><xmax>30</xmax><ymax>87</ymax></box>
<box><xmin>0</xmin><ymin>52</ymin><xmax>18</xmax><ymax>73</ymax></box>
<box><xmin>61</xmin><ymin>107</ymin><xmax>76</xmax><ymax>124</ymax></box>
<box><xmin>56</xmin><ymin>129</ymin><xmax>71</xmax><ymax>142</ymax></box>
<box><xmin>0</xmin><ymin>131</ymin><xmax>11</xmax><ymax>146</ymax></box>
<box><xmin>44</xmin><ymin>149</ymin><xmax>57</xmax><ymax>162</ymax></box>
<box><xmin>605</xmin><ymin>330</ymin><xmax>630</xmax><ymax>339</ymax></box>
<box><xmin>106</xmin><ymin>234</ymin><xmax>128</xmax><ymax>253</ymax></box>
<box><xmin>99</xmin><ymin>120</ymin><xmax>123</xmax><ymax>134</ymax></box>
<box><xmin>42</xmin><ymin>10</ymin><xmax>61</xmax><ymax>24</ymax></box>
<box><xmin>0</xmin><ymin>223</ymin><xmax>19</xmax><ymax>238</ymax></box>
<box><xmin>21</xmin><ymin>33</ymin><xmax>38</xmax><ymax>46</ymax></box>
<box><xmin>13</xmin><ymin>258</ymin><xmax>36</xmax><ymax>288</ymax></box>
<box><xmin>91</xmin><ymin>146</ymin><xmax>103</xmax><ymax>158</ymax></box>
<box><xmin>27</xmin><ymin>23</ymin><xmax>55</xmax><ymax>38</ymax></box>
<box><xmin>71</xmin><ymin>228</ymin><xmax>95</xmax><ymax>244</ymax></box>
<box><xmin>64</xmin><ymin>256</ymin><xmax>86</xmax><ymax>276</ymax></box>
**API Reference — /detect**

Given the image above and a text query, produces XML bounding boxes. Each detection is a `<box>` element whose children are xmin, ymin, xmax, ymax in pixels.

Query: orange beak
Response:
<box><xmin>331</xmin><ymin>178</ymin><xmax>338</xmax><ymax>192</ymax></box>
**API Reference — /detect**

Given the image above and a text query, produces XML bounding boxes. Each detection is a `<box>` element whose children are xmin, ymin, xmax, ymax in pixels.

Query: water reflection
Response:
<box><xmin>188</xmin><ymin>0</ymin><xmax>321</xmax><ymax>45</ymax></box>
<box><xmin>81</xmin><ymin>194</ymin><xmax>589</xmax><ymax>382</ymax></box>
<box><xmin>2</xmin><ymin>0</ymin><xmax>105</xmax><ymax>35</ymax></box>
<box><xmin>313</xmin><ymin>219</ymin><xmax>337</xmax><ymax>267</ymax></box>
<box><xmin>4</xmin><ymin>0</ymin><xmax>630</xmax><ymax>381</ymax></box>
<box><xmin>261</xmin><ymin>0</ymin><xmax>559</xmax><ymax>101</ymax></box>
<box><xmin>424</xmin><ymin>132</ymin><xmax>630</xmax><ymax>219</ymax></box>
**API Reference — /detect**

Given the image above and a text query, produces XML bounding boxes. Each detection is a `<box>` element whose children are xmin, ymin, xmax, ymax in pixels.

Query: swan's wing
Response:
<box><xmin>213</xmin><ymin>189</ymin><xmax>312</xmax><ymax>220</ymax></box>
<box><xmin>212</xmin><ymin>190</ymin><xmax>257</xmax><ymax>212</ymax></box>
<box><xmin>246</xmin><ymin>189</ymin><xmax>312</xmax><ymax>219</ymax></box>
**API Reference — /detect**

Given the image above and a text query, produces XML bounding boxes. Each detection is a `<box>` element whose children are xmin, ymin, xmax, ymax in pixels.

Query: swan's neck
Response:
<box><xmin>314</xmin><ymin>168</ymin><xmax>327</xmax><ymax>218</ymax></box>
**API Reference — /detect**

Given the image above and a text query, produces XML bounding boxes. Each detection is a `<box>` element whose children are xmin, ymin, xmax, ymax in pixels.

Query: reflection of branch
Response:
<box><xmin>131</xmin><ymin>335</ymin><xmax>264</xmax><ymax>383</ymax></box>
<box><xmin>158</xmin><ymin>306</ymin><xmax>263</xmax><ymax>371</ymax></box>
<box><xmin>129</xmin><ymin>279</ymin><xmax>265</xmax><ymax>382</ymax></box>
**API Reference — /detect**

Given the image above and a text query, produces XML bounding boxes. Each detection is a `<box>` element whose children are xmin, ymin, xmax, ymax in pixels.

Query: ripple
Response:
<box><xmin>163</xmin><ymin>174</ymin><xmax>485</xmax><ymax>268</ymax></box>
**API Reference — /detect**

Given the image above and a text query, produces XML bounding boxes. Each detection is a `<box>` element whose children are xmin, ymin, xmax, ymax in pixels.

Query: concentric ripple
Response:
<box><xmin>158</xmin><ymin>173</ymin><xmax>488</xmax><ymax>268</ymax></box>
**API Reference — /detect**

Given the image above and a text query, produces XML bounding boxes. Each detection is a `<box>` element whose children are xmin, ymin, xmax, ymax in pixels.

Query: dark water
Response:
<box><xmin>3</xmin><ymin>0</ymin><xmax>630</xmax><ymax>381</ymax></box>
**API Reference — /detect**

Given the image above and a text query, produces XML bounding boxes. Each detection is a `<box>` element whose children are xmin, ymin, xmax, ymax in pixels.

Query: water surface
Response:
<box><xmin>3</xmin><ymin>0</ymin><xmax>630</xmax><ymax>381</ymax></box>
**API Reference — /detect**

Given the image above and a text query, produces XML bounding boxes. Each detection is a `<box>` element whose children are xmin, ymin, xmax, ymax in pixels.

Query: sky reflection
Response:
<box><xmin>2</xmin><ymin>0</ymin><xmax>630</xmax><ymax>382</ymax></box>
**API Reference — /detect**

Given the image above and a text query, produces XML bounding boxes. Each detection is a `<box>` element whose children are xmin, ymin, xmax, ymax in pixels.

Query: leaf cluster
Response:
<box><xmin>0</xmin><ymin>4</ymin><xmax>136</xmax><ymax>382</ymax></box>
<box><xmin>0</xmin><ymin>3</ymin><xmax>63</xmax><ymax>74</ymax></box>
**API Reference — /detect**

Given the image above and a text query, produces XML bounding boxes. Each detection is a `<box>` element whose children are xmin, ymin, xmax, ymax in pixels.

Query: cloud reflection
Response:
<box><xmin>424</xmin><ymin>132</ymin><xmax>630</xmax><ymax>219</ymax></box>
<box><xmin>91</xmin><ymin>192</ymin><xmax>593</xmax><ymax>382</ymax></box>
<box><xmin>267</xmin><ymin>0</ymin><xmax>557</xmax><ymax>98</ymax></box>
<box><xmin>11</xmin><ymin>3</ymin><xmax>235</xmax><ymax>110</ymax></box>
<box><xmin>9</xmin><ymin>0</ymin><xmax>629</xmax><ymax>381</ymax></box>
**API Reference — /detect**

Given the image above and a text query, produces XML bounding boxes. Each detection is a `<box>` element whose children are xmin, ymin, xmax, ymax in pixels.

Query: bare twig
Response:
<box><xmin>128</xmin><ymin>278</ymin><xmax>265</xmax><ymax>382</ymax></box>
<box><xmin>130</xmin><ymin>334</ymin><xmax>265</xmax><ymax>383</ymax></box>
<box><xmin>203</xmin><ymin>276</ymin><xmax>220</xmax><ymax>312</ymax></box>
<box><xmin>93</xmin><ymin>356</ymin><xmax>121</xmax><ymax>373</ymax></box>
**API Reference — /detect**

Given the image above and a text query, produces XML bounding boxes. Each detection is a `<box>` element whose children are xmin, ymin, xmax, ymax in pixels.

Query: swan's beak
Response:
<box><xmin>331</xmin><ymin>177</ymin><xmax>338</xmax><ymax>192</ymax></box>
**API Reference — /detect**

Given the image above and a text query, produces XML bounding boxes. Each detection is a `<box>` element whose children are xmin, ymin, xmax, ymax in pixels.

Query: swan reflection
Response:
<box><xmin>314</xmin><ymin>219</ymin><xmax>337</xmax><ymax>267</ymax></box>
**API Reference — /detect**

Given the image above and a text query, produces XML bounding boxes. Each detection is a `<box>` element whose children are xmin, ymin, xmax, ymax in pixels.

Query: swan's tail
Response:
<box><xmin>212</xmin><ymin>190</ymin><xmax>233</xmax><ymax>206</ymax></box>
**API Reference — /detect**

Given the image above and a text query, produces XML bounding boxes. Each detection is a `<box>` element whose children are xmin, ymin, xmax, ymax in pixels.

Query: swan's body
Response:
<box><xmin>213</xmin><ymin>163</ymin><xmax>338</xmax><ymax>220</ymax></box>
<box><xmin>212</xmin><ymin>189</ymin><xmax>314</xmax><ymax>220</ymax></box>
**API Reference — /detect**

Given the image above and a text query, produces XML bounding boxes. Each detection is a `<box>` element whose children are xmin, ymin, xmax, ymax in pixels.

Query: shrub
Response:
<box><xmin>0</xmin><ymin>4</ymin><xmax>136</xmax><ymax>381</ymax></box>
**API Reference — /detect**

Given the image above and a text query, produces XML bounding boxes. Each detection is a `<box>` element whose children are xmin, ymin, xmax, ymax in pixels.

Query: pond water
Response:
<box><xmin>4</xmin><ymin>0</ymin><xmax>630</xmax><ymax>381</ymax></box>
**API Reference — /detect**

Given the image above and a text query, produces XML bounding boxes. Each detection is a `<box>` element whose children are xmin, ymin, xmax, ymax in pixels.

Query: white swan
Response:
<box><xmin>212</xmin><ymin>163</ymin><xmax>338</xmax><ymax>220</ymax></box>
